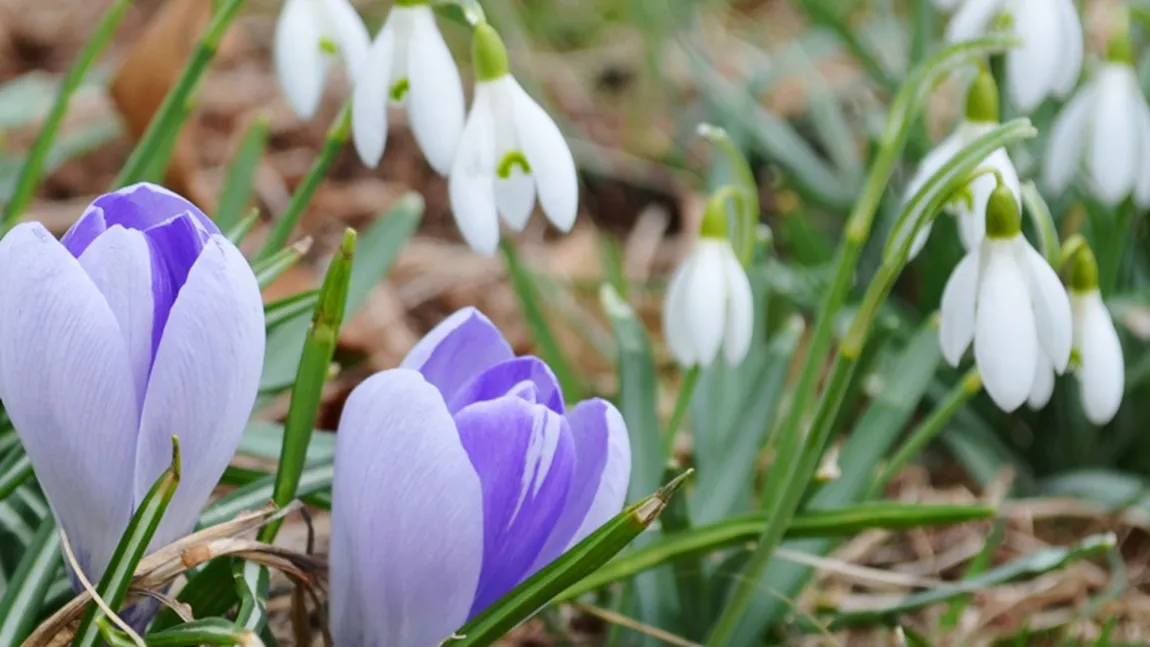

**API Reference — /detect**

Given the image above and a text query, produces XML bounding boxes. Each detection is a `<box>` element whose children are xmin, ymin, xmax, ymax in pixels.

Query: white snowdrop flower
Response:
<box><xmin>1068</xmin><ymin>247</ymin><xmax>1125</xmax><ymax>424</ymax></box>
<box><xmin>274</xmin><ymin>0</ymin><xmax>370</xmax><ymax>120</ymax></box>
<box><xmin>352</xmin><ymin>0</ymin><xmax>464</xmax><ymax>175</ymax></box>
<box><xmin>903</xmin><ymin>68</ymin><xmax>1020</xmax><ymax>259</ymax></box>
<box><xmin>663</xmin><ymin>194</ymin><xmax>754</xmax><ymax>368</ymax></box>
<box><xmin>939</xmin><ymin>181</ymin><xmax>1072</xmax><ymax>412</ymax></box>
<box><xmin>946</xmin><ymin>0</ymin><xmax>1083</xmax><ymax>113</ymax></box>
<box><xmin>1044</xmin><ymin>35</ymin><xmax>1150</xmax><ymax>208</ymax></box>
<box><xmin>448</xmin><ymin>24</ymin><xmax>579</xmax><ymax>255</ymax></box>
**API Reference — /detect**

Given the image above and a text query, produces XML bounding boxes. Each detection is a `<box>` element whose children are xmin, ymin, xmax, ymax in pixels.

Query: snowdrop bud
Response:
<box><xmin>965</xmin><ymin>64</ymin><xmax>999</xmax><ymax>123</ymax></box>
<box><xmin>473</xmin><ymin>23</ymin><xmax>510</xmax><ymax>82</ymax></box>
<box><xmin>662</xmin><ymin>191</ymin><xmax>754</xmax><ymax>367</ymax></box>
<box><xmin>1067</xmin><ymin>247</ymin><xmax>1124</xmax><ymax>425</ymax></box>
<box><xmin>984</xmin><ymin>180</ymin><xmax>1020</xmax><ymax>238</ymax></box>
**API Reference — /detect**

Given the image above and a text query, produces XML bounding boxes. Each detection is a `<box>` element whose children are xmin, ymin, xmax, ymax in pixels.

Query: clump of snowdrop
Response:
<box><xmin>352</xmin><ymin>0</ymin><xmax>465</xmax><ymax>174</ymax></box>
<box><xmin>663</xmin><ymin>188</ymin><xmax>754</xmax><ymax>368</ymax></box>
<box><xmin>939</xmin><ymin>178</ymin><xmax>1072</xmax><ymax>412</ymax></box>
<box><xmin>274</xmin><ymin>0</ymin><xmax>370</xmax><ymax>119</ymax></box>
<box><xmin>1044</xmin><ymin>30</ymin><xmax>1150</xmax><ymax>207</ymax></box>
<box><xmin>904</xmin><ymin>66</ymin><xmax>1020</xmax><ymax>258</ymax></box>
<box><xmin>448</xmin><ymin>23</ymin><xmax>579</xmax><ymax>255</ymax></box>
<box><xmin>943</xmin><ymin>0</ymin><xmax>1083</xmax><ymax>113</ymax></box>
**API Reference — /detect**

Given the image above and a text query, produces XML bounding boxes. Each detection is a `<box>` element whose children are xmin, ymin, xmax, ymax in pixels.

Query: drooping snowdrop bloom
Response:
<box><xmin>945</xmin><ymin>0</ymin><xmax>1083</xmax><ymax>113</ymax></box>
<box><xmin>0</xmin><ymin>183</ymin><xmax>265</xmax><ymax>587</ymax></box>
<box><xmin>449</xmin><ymin>24</ymin><xmax>579</xmax><ymax>255</ymax></box>
<box><xmin>903</xmin><ymin>67</ymin><xmax>1020</xmax><ymax>258</ymax></box>
<box><xmin>1044</xmin><ymin>34</ymin><xmax>1150</xmax><ymax>207</ymax></box>
<box><xmin>663</xmin><ymin>192</ymin><xmax>754</xmax><ymax>367</ymax></box>
<box><xmin>352</xmin><ymin>0</ymin><xmax>464</xmax><ymax>174</ymax></box>
<box><xmin>939</xmin><ymin>180</ymin><xmax>1072</xmax><ymax>411</ymax></box>
<box><xmin>1068</xmin><ymin>247</ymin><xmax>1125</xmax><ymax>424</ymax></box>
<box><xmin>275</xmin><ymin>0</ymin><xmax>370</xmax><ymax>119</ymax></box>
<box><xmin>330</xmin><ymin>308</ymin><xmax>631</xmax><ymax>646</ymax></box>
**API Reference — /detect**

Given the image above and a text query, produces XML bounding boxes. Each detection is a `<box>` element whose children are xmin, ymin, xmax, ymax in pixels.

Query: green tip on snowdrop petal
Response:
<box><xmin>700</xmin><ymin>188</ymin><xmax>733</xmax><ymax>240</ymax></box>
<box><xmin>984</xmin><ymin>180</ymin><xmax>1021</xmax><ymax>238</ymax></box>
<box><xmin>965</xmin><ymin>63</ymin><xmax>1000</xmax><ymax>123</ymax></box>
<box><xmin>1070</xmin><ymin>245</ymin><xmax>1100</xmax><ymax>292</ymax></box>
<box><xmin>1106</xmin><ymin>32</ymin><xmax>1134</xmax><ymax>64</ymax></box>
<box><xmin>473</xmin><ymin>23</ymin><xmax>510</xmax><ymax>81</ymax></box>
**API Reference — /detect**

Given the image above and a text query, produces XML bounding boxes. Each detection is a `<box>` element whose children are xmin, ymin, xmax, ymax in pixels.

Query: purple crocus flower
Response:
<box><xmin>330</xmin><ymin>308</ymin><xmax>631</xmax><ymax>646</ymax></box>
<box><xmin>0</xmin><ymin>182</ymin><xmax>265</xmax><ymax>585</ymax></box>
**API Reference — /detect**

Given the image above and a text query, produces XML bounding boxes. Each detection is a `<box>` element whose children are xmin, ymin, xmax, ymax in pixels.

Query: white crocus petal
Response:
<box><xmin>1020</xmin><ymin>243</ymin><xmax>1072</xmax><ymax>372</ymax></box>
<box><xmin>1051</xmin><ymin>0</ymin><xmax>1084</xmax><ymax>97</ymax></box>
<box><xmin>449</xmin><ymin>85</ymin><xmax>500</xmax><ymax>255</ymax></box>
<box><xmin>663</xmin><ymin>259</ymin><xmax>696</xmax><ymax>366</ymax></box>
<box><xmin>903</xmin><ymin>130</ymin><xmax>965</xmax><ymax>259</ymax></box>
<box><xmin>682</xmin><ymin>242</ymin><xmax>729</xmax><ymax>366</ymax></box>
<box><xmin>946</xmin><ymin>0</ymin><xmax>1005</xmax><ymax>43</ymax></box>
<box><xmin>719</xmin><ymin>245</ymin><xmax>754</xmax><ymax>365</ymax></box>
<box><xmin>323</xmin><ymin>0</ymin><xmax>370</xmax><ymax>79</ymax></box>
<box><xmin>514</xmin><ymin>80</ymin><xmax>579</xmax><ymax>233</ymax></box>
<box><xmin>1134</xmin><ymin>99</ymin><xmax>1150</xmax><ymax>209</ymax></box>
<box><xmin>939</xmin><ymin>247</ymin><xmax>980</xmax><ymax>366</ymax></box>
<box><xmin>1027</xmin><ymin>353</ymin><xmax>1055</xmax><ymax>409</ymax></box>
<box><xmin>1073</xmin><ymin>291</ymin><xmax>1125</xmax><ymax>425</ymax></box>
<box><xmin>406</xmin><ymin>6</ymin><xmax>465</xmax><ymax>175</ymax></box>
<box><xmin>1006</xmin><ymin>0</ymin><xmax>1061</xmax><ymax>113</ymax></box>
<box><xmin>1044</xmin><ymin>79</ymin><xmax>1096</xmax><ymax>193</ymax></box>
<box><xmin>351</xmin><ymin>24</ymin><xmax>396</xmax><ymax>167</ymax></box>
<box><xmin>495</xmin><ymin>171</ymin><xmax>537</xmax><ymax>231</ymax></box>
<box><xmin>974</xmin><ymin>239</ymin><xmax>1037</xmax><ymax>411</ymax></box>
<box><xmin>275</xmin><ymin>0</ymin><xmax>327</xmax><ymax>119</ymax></box>
<box><xmin>1089</xmin><ymin>65</ymin><xmax>1139</xmax><ymax>205</ymax></box>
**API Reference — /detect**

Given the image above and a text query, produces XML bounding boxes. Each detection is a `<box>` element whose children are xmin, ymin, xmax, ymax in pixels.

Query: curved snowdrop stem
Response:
<box><xmin>1058</xmin><ymin>234</ymin><xmax>1090</xmax><ymax>274</ymax></box>
<box><xmin>697</xmin><ymin>123</ymin><xmax>759</xmax><ymax>267</ymax></box>
<box><xmin>1021</xmin><ymin>181</ymin><xmax>1061</xmax><ymax>268</ymax></box>
<box><xmin>432</xmin><ymin>0</ymin><xmax>487</xmax><ymax>26</ymax></box>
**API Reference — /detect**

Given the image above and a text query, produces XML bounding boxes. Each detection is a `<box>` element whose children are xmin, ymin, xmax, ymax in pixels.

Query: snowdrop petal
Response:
<box><xmin>135</xmin><ymin>237</ymin><xmax>265</xmax><ymax>550</ymax></box>
<box><xmin>975</xmin><ymin>243</ymin><xmax>1038</xmax><ymax>411</ymax></box>
<box><xmin>401</xmin><ymin>307</ymin><xmax>515</xmax><ymax>402</ymax></box>
<box><xmin>495</xmin><ymin>171</ymin><xmax>537</xmax><ymax>231</ymax></box>
<box><xmin>959</xmin><ymin>148</ymin><xmax>1019</xmax><ymax>250</ymax></box>
<box><xmin>1027</xmin><ymin>353</ymin><xmax>1055</xmax><ymax>409</ymax></box>
<box><xmin>323</xmin><ymin>0</ymin><xmax>370</xmax><ymax>79</ymax></box>
<box><xmin>0</xmin><ymin>223</ymin><xmax>138</xmax><ymax>582</ymax></box>
<box><xmin>902</xmin><ymin>131</ymin><xmax>964</xmax><ymax>258</ymax></box>
<box><xmin>513</xmin><ymin>80</ymin><xmax>579</xmax><ymax>233</ymax></box>
<box><xmin>684</xmin><ymin>242</ymin><xmax>729</xmax><ymax>366</ymax></box>
<box><xmin>449</xmin><ymin>89</ymin><xmax>500</xmax><ymax>255</ymax></box>
<box><xmin>275</xmin><ymin>0</ymin><xmax>327</xmax><ymax>119</ymax></box>
<box><xmin>1090</xmin><ymin>67</ymin><xmax>1139</xmax><ymax>205</ymax></box>
<box><xmin>456</xmin><ymin>396</ymin><xmax>575</xmax><ymax>617</ymax></box>
<box><xmin>1021</xmin><ymin>243</ymin><xmax>1072</xmax><ymax>372</ymax></box>
<box><xmin>1134</xmin><ymin>101</ymin><xmax>1150</xmax><ymax>209</ymax></box>
<box><xmin>939</xmin><ymin>248</ymin><xmax>980</xmax><ymax>366</ymax></box>
<box><xmin>720</xmin><ymin>245</ymin><xmax>754</xmax><ymax>365</ymax></box>
<box><xmin>1075</xmin><ymin>292</ymin><xmax>1124</xmax><ymax>425</ymax></box>
<box><xmin>407</xmin><ymin>7</ymin><xmax>465</xmax><ymax>175</ymax></box>
<box><xmin>330</xmin><ymin>369</ymin><xmax>483</xmax><ymax>647</ymax></box>
<box><xmin>1044</xmin><ymin>80</ymin><xmax>1095</xmax><ymax>193</ymax></box>
<box><xmin>1051</xmin><ymin>0</ymin><xmax>1084</xmax><ymax>97</ymax></box>
<box><xmin>351</xmin><ymin>25</ymin><xmax>395</xmax><ymax>167</ymax></box>
<box><xmin>1006</xmin><ymin>0</ymin><xmax>1061</xmax><ymax>112</ymax></box>
<box><xmin>663</xmin><ymin>259</ymin><xmax>696</xmax><ymax>366</ymax></box>
<box><xmin>946</xmin><ymin>0</ymin><xmax>1005</xmax><ymax>43</ymax></box>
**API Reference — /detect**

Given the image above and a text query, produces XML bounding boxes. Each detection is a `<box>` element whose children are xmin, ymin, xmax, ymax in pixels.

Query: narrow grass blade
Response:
<box><xmin>0</xmin><ymin>449</ymin><xmax>32</xmax><ymax>501</ymax></box>
<box><xmin>140</xmin><ymin>617</ymin><xmax>258</xmax><ymax>646</ymax></box>
<box><xmin>1</xmin><ymin>0</ymin><xmax>132</xmax><ymax>228</ymax></box>
<box><xmin>256</xmin><ymin>105</ymin><xmax>351</xmax><ymax>261</ymax></box>
<box><xmin>445</xmin><ymin>472</ymin><xmax>690</xmax><ymax>647</ymax></box>
<box><xmin>260</xmin><ymin>229</ymin><xmax>354</xmax><ymax>543</ymax></box>
<box><xmin>216</xmin><ymin>115</ymin><xmax>270</xmax><ymax>232</ymax></box>
<box><xmin>557</xmin><ymin>502</ymin><xmax>995</xmax><ymax>601</ymax></box>
<box><xmin>0</xmin><ymin>516</ymin><xmax>60</xmax><ymax>646</ymax></box>
<box><xmin>501</xmin><ymin>240</ymin><xmax>583</xmax><ymax>401</ymax></box>
<box><xmin>253</xmin><ymin>237</ymin><xmax>312</xmax><ymax>288</ymax></box>
<box><xmin>236</xmin><ymin>422</ymin><xmax>335</xmax><ymax>463</ymax></box>
<box><xmin>113</xmin><ymin>0</ymin><xmax>246</xmax><ymax>187</ymax></box>
<box><xmin>73</xmin><ymin>437</ymin><xmax>181</xmax><ymax>647</ymax></box>
<box><xmin>265</xmin><ymin>291</ymin><xmax>319</xmax><ymax>332</ymax></box>
<box><xmin>227</xmin><ymin>208</ymin><xmax>260</xmax><ymax>245</ymax></box>
<box><xmin>232</xmin><ymin>559</ymin><xmax>270</xmax><ymax>632</ymax></box>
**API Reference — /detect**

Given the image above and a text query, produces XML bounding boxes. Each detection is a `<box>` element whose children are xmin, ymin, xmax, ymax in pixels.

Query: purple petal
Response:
<box><xmin>134</xmin><ymin>235</ymin><xmax>264</xmax><ymax>551</ymax></box>
<box><xmin>76</xmin><ymin>226</ymin><xmax>155</xmax><ymax>407</ymax></box>
<box><xmin>142</xmin><ymin>212</ymin><xmax>212</xmax><ymax>362</ymax></box>
<box><xmin>331</xmin><ymin>369</ymin><xmax>484</xmax><ymax>647</ymax></box>
<box><xmin>528</xmin><ymin>399</ymin><xmax>631</xmax><ymax>572</ymax></box>
<box><xmin>0</xmin><ymin>223</ymin><xmax>139</xmax><ymax>581</ymax></box>
<box><xmin>455</xmin><ymin>396</ymin><xmax>575</xmax><ymax>617</ymax></box>
<box><xmin>401</xmin><ymin>307</ymin><xmax>514</xmax><ymax>401</ymax></box>
<box><xmin>61</xmin><ymin>183</ymin><xmax>217</xmax><ymax>257</ymax></box>
<box><xmin>449</xmin><ymin>355</ymin><xmax>564</xmax><ymax>414</ymax></box>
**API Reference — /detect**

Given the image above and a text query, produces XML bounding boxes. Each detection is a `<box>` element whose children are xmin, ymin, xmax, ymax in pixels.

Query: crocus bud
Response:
<box><xmin>448</xmin><ymin>23</ymin><xmax>578</xmax><ymax>255</ymax></box>
<box><xmin>330</xmin><ymin>308</ymin><xmax>631</xmax><ymax>646</ymax></box>
<box><xmin>0</xmin><ymin>183</ymin><xmax>265</xmax><ymax>590</ymax></box>
<box><xmin>662</xmin><ymin>190</ymin><xmax>754</xmax><ymax>367</ymax></box>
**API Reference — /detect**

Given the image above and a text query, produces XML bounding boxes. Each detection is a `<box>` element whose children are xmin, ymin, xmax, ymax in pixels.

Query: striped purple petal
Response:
<box><xmin>448</xmin><ymin>355</ymin><xmax>564</xmax><ymax>414</ymax></box>
<box><xmin>401</xmin><ymin>307</ymin><xmax>514</xmax><ymax>401</ymax></box>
